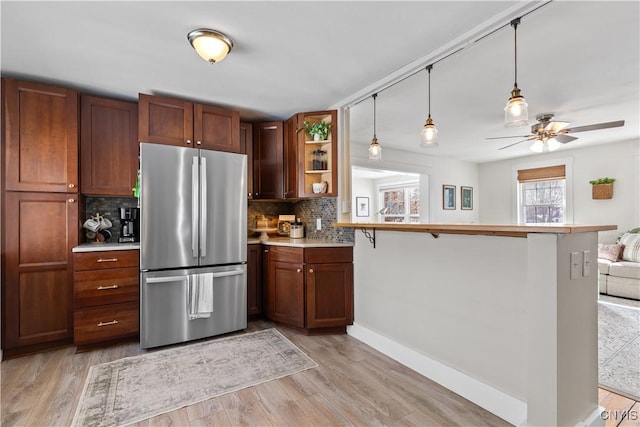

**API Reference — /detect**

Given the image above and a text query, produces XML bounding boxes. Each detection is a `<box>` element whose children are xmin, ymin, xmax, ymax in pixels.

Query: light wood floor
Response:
<box><xmin>1</xmin><ymin>319</ymin><xmax>638</xmax><ymax>427</ymax></box>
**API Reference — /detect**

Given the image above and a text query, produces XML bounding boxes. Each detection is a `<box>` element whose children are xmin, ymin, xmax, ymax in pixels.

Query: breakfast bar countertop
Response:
<box><xmin>248</xmin><ymin>237</ymin><xmax>353</xmax><ymax>248</ymax></box>
<box><xmin>72</xmin><ymin>242</ymin><xmax>140</xmax><ymax>252</ymax></box>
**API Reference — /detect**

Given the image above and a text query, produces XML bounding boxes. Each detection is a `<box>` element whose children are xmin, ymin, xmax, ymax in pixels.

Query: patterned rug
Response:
<box><xmin>598</xmin><ymin>300</ymin><xmax>640</xmax><ymax>400</ymax></box>
<box><xmin>71</xmin><ymin>328</ymin><xmax>317</xmax><ymax>427</ymax></box>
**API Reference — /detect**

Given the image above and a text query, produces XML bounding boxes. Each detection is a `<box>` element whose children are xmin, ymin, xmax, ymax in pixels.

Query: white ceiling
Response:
<box><xmin>1</xmin><ymin>1</ymin><xmax>638</xmax><ymax>164</ymax></box>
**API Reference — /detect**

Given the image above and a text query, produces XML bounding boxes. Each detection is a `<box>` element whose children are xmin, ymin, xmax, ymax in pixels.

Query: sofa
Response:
<box><xmin>598</xmin><ymin>231</ymin><xmax>640</xmax><ymax>300</ymax></box>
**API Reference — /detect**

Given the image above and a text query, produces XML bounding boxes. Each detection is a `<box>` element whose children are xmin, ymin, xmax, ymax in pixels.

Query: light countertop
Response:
<box><xmin>73</xmin><ymin>242</ymin><xmax>140</xmax><ymax>252</ymax></box>
<box><xmin>248</xmin><ymin>237</ymin><xmax>353</xmax><ymax>248</ymax></box>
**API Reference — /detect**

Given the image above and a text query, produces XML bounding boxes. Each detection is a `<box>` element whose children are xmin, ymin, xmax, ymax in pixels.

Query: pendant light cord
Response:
<box><xmin>426</xmin><ymin>65</ymin><xmax>433</xmax><ymax>118</ymax></box>
<box><xmin>511</xmin><ymin>18</ymin><xmax>520</xmax><ymax>87</ymax></box>
<box><xmin>372</xmin><ymin>93</ymin><xmax>378</xmax><ymax>137</ymax></box>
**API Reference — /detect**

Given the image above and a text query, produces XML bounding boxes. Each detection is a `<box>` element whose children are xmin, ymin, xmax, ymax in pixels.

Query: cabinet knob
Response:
<box><xmin>68</xmin><ymin>183</ymin><xmax>75</xmax><ymax>188</ymax></box>
<box><xmin>296</xmin><ymin>268</ymin><xmax>302</xmax><ymax>273</ymax></box>
<box><xmin>68</xmin><ymin>198</ymin><xmax>75</xmax><ymax>203</ymax></box>
<box><xmin>264</xmin><ymin>249</ymin><xmax>269</xmax><ymax>253</ymax></box>
<box><xmin>255</xmin><ymin>192</ymin><xmax>259</xmax><ymax>196</ymax></box>
<box><xmin>309</xmin><ymin>268</ymin><xmax>314</xmax><ymax>273</ymax></box>
<box><xmin>196</xmin><ymin>140</ymin><xmax>202</xmax><ymax>145</ymax></box>
<box><xmin>186</xmin><ymin>139</ymin><xmax>192</xmax><ymax>144</ymax></box>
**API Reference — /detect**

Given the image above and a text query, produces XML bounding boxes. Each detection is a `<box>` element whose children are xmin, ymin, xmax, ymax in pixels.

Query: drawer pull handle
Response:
<box><xmin>97</xmin><ymin>258</ymin><xmax>118</xmax><ymax>263</ymax></box>
<box><xmin>97</xmin><ymin>285</ymin><xmax>119</xmax><ymax>290</ymax></box>
<box><xmin>97</xmin><ymin>320</ymin><xmax>119</xmax><ymax>327</ymax></box>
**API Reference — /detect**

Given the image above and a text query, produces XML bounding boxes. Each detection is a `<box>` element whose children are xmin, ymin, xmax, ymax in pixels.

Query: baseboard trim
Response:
<box><xmin>347</xmin><ymin>322</ymin><xmax>527</xmax><ymax>426</ymax></box>
<box><xmin>579</xmin><ymin>406</ymin><xmax>605</xmax><ymax>427</ymax></box>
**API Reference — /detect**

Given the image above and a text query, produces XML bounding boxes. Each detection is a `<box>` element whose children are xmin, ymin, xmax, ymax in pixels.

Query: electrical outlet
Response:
<box><xmin>570</xmin><ymin>252</ymin><xmax>582</xmax><ymax>280</ymax></box>
<box><xmin>583</xmin><ymin>250</ymin><xmax>591</xmax><ymax>277</ymax></box>
<box><xmin>316</xmin><ymin>218</ymin><xmax>322</xmax><ymax>230</ymax></box>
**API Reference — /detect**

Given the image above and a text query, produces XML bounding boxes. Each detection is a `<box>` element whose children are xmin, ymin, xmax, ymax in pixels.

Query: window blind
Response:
<box><xmin>517</xmin><ymin>165</ymin><xmax>566</xmax><ymax>183</ymax></box>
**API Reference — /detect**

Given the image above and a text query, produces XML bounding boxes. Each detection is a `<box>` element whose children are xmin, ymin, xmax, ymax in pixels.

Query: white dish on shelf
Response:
<box><xmin>250</xmin><ymin>228</ymin><xmax>277</xmax><ymax>242</ymax></box>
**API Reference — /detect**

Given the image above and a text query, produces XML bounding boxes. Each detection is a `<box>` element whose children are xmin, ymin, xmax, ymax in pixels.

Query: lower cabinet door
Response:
<box><xmin>74</xmin><ymin>302</ymin><xmax>139</xmax><ymax>345</ymax></box>
<box><xmin>267</xmin><ymin>261</ymin><xmax>304</xmax><ymax>328</ymax></box>
<box><xmin>306</xmin><ymin>263</ymin><xmax>354</xmax><ymax>328</ymax></box>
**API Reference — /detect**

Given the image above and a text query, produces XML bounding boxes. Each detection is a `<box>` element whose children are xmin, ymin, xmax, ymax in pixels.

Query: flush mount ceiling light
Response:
<box><xmin>187</xmin><ymin>28</ymin><xmax>234</xmax><ymax>63</ymax></box>
<box><xmin>368</xmin><ymin>93</ymin><xmax>382</xmax><ymax>162</ymax></box>
<box><xmin>504</xmin><ymin>18</ymin><xmax>529</xmax><ymax>127</ymax></box>
<box><xmin>420</xmin><ymin>64</ymin><xmax>438</xmax><ymax>147</ymax></box>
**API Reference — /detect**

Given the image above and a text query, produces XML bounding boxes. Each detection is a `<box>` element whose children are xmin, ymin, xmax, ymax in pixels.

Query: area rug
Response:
<box><xmin>598</xmin><ymin>300</ymin><xmax>640</xmax><ymax>400</ymax></box>
<box><xmin>71</xmin><ymin>328</ymin><xmax>317</xmax><ymax>427</ymax></box>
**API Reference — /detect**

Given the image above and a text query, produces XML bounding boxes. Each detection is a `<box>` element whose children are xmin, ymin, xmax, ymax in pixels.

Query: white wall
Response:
<box><xmin>351</xmin><ymin>142</ymin><xmax>480</xmax><ymax>223</ymax></box>
<box><xmin>478</xmin><ymin>139</ymin><xmax>640</xmax><ymax>242</ymax></box>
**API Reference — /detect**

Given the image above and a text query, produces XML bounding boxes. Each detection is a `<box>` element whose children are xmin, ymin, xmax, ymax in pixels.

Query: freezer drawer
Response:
<box><xmin>140</xmin><ymin>265</ymin><xmax>247</xmax><ymax>349</ymax></box>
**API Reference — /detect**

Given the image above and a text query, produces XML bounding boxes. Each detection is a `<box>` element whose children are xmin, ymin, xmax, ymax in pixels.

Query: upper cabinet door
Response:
<box><xmin>138</xmin><ymin>93</ymin><xmax>194</xmax><ymax>146</ymax></box>
<box><xmin>240</xmin><ymin>122</ymin><xmax>254</xmax><ymax>199</ymax></box>
<box><xmin>81</xmin><ymin>96</ymin><xmax>138</xmax><ymax>196</ymax></box>
<box><xmin>194</xmin><ymin>103</ymin><xmax>240</xmax><ymax>153</ymax></box>
<box><xmin>253</xmin><ymin>122</ymin><xmax>284</xmax><ymax>200</ymax></box>
<box><xmin>3</xmin><ymin>78</ymin><xmax>79</xmax><ymax>193</ymax></box>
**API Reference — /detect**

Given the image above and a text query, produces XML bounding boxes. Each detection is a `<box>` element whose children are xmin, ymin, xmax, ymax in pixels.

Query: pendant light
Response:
<box><xmin>187</xmin><ymin>28</ymin><xmax>234</xmax><ymax>63</ymax></box>
<box><xmin>368</xmin><ymin>93</ymin><xmax>382</xmax><ymax>161</ymax></box>
<box><xmin>420</xmin><ymin>64</ymin><xmax>438</xmax><ymax>147</ymax></box>
<box><xmin>504</xmin><ymin>18</ymin><xmax>529</xmax><ymax>127</ymax></box>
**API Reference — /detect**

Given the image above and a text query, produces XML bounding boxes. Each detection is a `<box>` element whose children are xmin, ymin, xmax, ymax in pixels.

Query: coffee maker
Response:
<box><xmin>118</xmin><ymin>207</ymin><xmax>140</xmax><ymax>243</ymax></box>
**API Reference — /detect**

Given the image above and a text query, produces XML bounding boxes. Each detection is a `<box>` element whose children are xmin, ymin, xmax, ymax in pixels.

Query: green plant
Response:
<box><xmin>303</xmin><ymin>120</ymin><xmax>331</xmax><ymax>140</ymax></box>
<box><xmin>589</xmin><ymin>177</ymin><xmax>616</xmax><ymax>185</ymax></box>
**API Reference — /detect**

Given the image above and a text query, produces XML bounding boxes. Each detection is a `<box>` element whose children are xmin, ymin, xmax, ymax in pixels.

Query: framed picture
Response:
<box><xmin>355</xmin><ymin>197</ymin><xmax>370</xmax><ymax>217</ymax></box>
<box><xmin>461</xmin><ymin>186</ymin><xmax>473</xmax><ymax>210</ymax></box>
<box><xmin>443</xmin><ymin>185</ymin><xmax>456</xmax><ymax>210</ymax></box>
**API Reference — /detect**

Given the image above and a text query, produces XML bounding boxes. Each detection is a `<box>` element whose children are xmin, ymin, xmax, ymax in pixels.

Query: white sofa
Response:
<box><xmin>598</xmin><ymin>232</ymin><xmax>640</xmax><ymax>300</ymax></box>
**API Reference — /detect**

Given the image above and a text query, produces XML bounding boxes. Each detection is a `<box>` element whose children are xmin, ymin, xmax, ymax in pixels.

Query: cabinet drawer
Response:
<box><xmin>268</xmin><ymin>246</ymin><xmax>303</xmax><ymax>263</ymax></box>
<box><xmin>74</xmin><ymin>250</ymin><xmax>139</xmax><ymax>271</ymax></box>
<box><xmin>74</xmin><ymin>267</ymin><xmax>139</xmax><ymax>307</ymax></box>
<box><xmin>74</xmin><ymin>302</ymin><xmax>138</xmax><ymax>345</ymax></box>
<box><xmin>305</xmin><ymin>247</ymin><xmax>353</xmax><ymax>264</ymax></box>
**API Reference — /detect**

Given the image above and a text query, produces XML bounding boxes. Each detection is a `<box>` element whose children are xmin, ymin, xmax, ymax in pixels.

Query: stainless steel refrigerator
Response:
<box><xmin>139</xmin><ymin>142</ymin><xmax>247</xmax><ymax>349</ymax></box>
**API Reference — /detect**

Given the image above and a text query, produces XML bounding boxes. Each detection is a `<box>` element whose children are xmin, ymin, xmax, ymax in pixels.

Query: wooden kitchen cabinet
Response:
<box><xmin>284</xmin><ymin>110</ymin><xmax>338</xmax><ymax>198</ymax></box>
<box><xmin>138</xmin><ymin>93</ymin><xmax>240</xmax><ymax>153</ymax></box>
<box><xmin>81</xmin><ymin>95</ymin><xmax>138</xmax><ymax>196</ymax></box>
<box><xmin>3</xmin><ymin>78</ymin><xmax>79</xmax><ymax>193</ymax></box>
<box><xmin>2</xmin><ymin>192</ymin><xmax>78</xmax><ymax>356</ymax></box>
<box><xmin>264</xmin><ymin>245</ymin><xmax>353</xmax><ymax>333</ymax></box>
<box><xmin>247</xmin><ymin>243</ymin><xmax>262</xmax><ymax>316</ymax></box>
<box><xmin>240</xmin><ymin>122</ymin><xmax>254</xmax><ymax>199</ymax></box>
<box><xmin>73</xmin><ymin>250</ymin><xmax>140</xmax><ymax>346</ymax></box>
<box><xmin>252</xmin><ymin>121</ymin><xmax>284</xmax><ymax>199</ymax></box>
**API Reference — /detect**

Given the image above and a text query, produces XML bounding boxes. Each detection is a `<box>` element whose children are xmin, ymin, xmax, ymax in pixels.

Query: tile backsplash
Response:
<box><xmin>248</xmin><ymin>198</ymin><xmax>354</xmax><ymax>243</ymax></box>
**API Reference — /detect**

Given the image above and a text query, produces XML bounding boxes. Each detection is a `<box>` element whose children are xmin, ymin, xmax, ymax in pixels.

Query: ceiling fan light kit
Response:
<box><xmin>369</xmin><ymin>93</ymin><xmax>382</xmax><ymax>161</ymax></box>
<box><xmin>187</xmin><ymin>28</ymin><xmax>234</xmax><ymax>63</ymax></box>
<box><xmin>420</xmin><ymin>64</ymin><xmax>439</xmax><ymax>147</ymax></box>
<box><xmin>504</xmin><ymin>18</ymin><xmax>529</xmax><ymax>127</ymax></box>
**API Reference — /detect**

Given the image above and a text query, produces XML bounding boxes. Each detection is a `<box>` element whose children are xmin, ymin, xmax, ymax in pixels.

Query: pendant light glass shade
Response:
<box><xmin>504</xmin><ymin>18</ymin><xmax>529</xmax><ymax>127</ymax></box>
<box><xmin>420</xmin><ymin>64</ymin><xmax>439</xmax><ymax>147</ymax></box>
<box><xmin>369</xmin><ymin>94</ymin><xmax>382</xmax><ymax>161</ymax></box>
<box><xmin>188</xmin><ymin>28</ymin><xmax>234</xmax><ymax>63</ymax></box>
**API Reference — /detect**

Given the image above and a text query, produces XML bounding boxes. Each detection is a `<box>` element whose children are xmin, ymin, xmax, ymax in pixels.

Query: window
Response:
<box><xmin>517</xmin><ymin>165</ymin><xmax>566</xmax><ymax>224</ymax></box>
<box><xmin>378</xmin><ymin>182</ymin><xmax>420</xmax><ymax>223</ymax></box>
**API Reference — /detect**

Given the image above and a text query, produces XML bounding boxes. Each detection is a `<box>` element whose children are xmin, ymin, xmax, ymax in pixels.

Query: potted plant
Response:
<box><xmin>589</xmin><ymin>177</ymin><xmax>615</xmax><ymax>199</ymax></box>
<box><xmin>303</xmin><ymin>120</ymin><xmax>331</xmax><ymax>141</ymax></box>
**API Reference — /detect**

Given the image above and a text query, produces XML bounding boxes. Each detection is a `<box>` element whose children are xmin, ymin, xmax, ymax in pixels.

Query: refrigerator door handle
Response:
<box><xmin>212</xmin><ymin>269</ymin><xmax>244</xmax><ymax>278</ymax></box>
<box><xmin>145</xmin><ymin>276</ymin><xmax>189</xmax><ymax>284</ymax></box>
<box><xmin>192</xmin><ymin>156</ymin><xmax>199</xmax><ymax>259</ymax></box>
<box><xmin>200</xmin><ymin>156</ymin><xmax>207</xmax><ymax>258</ymax></box>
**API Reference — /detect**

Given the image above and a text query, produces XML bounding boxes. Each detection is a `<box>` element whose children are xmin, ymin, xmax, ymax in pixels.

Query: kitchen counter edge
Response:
<box><xmin>73</xmin><ymin>242</ymin><xmax>140</xmax><ymax>252</ymax></box>
<box><xmin>248</xmin><ymin>237</ymin><xmax>353</xmax><ymax>248</ymax></box>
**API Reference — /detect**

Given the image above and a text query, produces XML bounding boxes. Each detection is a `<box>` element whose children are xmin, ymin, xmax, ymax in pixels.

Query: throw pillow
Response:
<box><xmin>598</xmin><ymin>243</ymin><xmax>624</xmax><ymax>262</ymax></box>
<box><xmin>619</xmin><ymin>233</ymin><xmax>640</xmax><ymax>262</ymax></box>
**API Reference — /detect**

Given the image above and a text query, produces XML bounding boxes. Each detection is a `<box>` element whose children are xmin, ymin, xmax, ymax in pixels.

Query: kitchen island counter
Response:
<box><xmin>73</xmin><ymin>242</ymin><xmax>140</xmax><ymax>252</ymax></box>
<box><xmin>248</xmin><ymin>237</ymin><xmax>353</xmax><ymax>248</ymax></box>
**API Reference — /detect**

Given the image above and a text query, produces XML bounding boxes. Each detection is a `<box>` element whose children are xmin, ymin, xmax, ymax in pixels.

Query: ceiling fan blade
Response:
<box><xmin>554</xmin><ymin>134</ymin><xmax>578</xmax><ymax>144</ymax></box>
<box><xmin>499</xmin><ymin>138</ymin><xmax>534</xmax><ymax>150</ymax></box>
<box><xmin>545</xmin><ymin>121</ymin><xmax>570</xmax><ymax>132</ymax></box>
<box><xmin>565</xmin><ymin>120</ymin><xmax>625</xmax><ymax>133</ymax></box>
<box><xmin>485</xmin><ymin>135</ymin><xmax>531</xmax><ymax>140</ymax></box>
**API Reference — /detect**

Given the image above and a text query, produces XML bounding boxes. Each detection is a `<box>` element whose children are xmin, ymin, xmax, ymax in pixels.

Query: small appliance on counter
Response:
<box><xmin>277</xmin><ymin>215</ymin><xmax>295</xmax><ymax>236</ymax></box>
<box><xmin>119</xmin><ymin>207</ymin><xmax>140</xmax><ymax>243</ymax></box>
<box><xmin>290</xmin><ymin>218</ymin><xmax>304</xmax><ymax>239</ymax></box>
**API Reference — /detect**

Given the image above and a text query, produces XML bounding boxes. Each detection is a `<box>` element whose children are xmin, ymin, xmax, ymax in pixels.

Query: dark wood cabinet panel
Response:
<box><xmin>247</xmin><ymin>244</ymin><xmax>262</xmax><ymax>316</ymax></box>
<box><xmin>267</xmin><ymin>260</ymin><xmax>305</xmax><ymax>328</ymax></box>
<box><xmin>252</xmin><ymin>122</ymin><xmax>284</xmax><ymax>199</ymax></box>
<box><xmin>284</xmin><ymin>115</ymin><xmax>300</xmax><ymax>198</ymax></box>
<box><xmin>81</xmin><ymin>95</ymin><xmax>138</xmax><ymax>196</ymax></box>
<box><xmin>74</xmin><ymin>250</ymin><xmax>139</xmax><ymax>271</ymax></box>
<box><xmin>74</xmin><ymin>267</ymin><xmax>139</xmax><ymax>308</ymax></box>
<box><xmin>3</xmin><ymin>78</ymin><xmax>78</xmax><ymax>193</ymax></box>
<box><xmin>138</xmin><ymin>93</ymin><xmax>193</xmax><ymax>146</ymax></box>
<box><xmin>306</xmin><ymin>262</ymin><xmax>354</xmax><ymax>328</ymax></box>
<box><xmin>195</xmin><ymin>103</ymin><xmax>240</xmax><ymax>152</ymax></box>
<box><xmin>240</xmin><ymin>122</ymin><xmax>254</xmax><ymax>199</ymax></box>
<box><xmin>73</xmin><ymin>302</ymin><xmax>138</xmax><ymax>345</ymax></box>
<box><xmin>3</xmin><ymin>192</ymin><xmax>78</xmax><ymax>351</ymax></box>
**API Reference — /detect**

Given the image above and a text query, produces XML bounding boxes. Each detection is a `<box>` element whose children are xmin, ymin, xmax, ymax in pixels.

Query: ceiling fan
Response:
<box><xmin>486</xmin><ymin>113</ymin><xmax>625</xmax><ymax>152</ymax></box>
